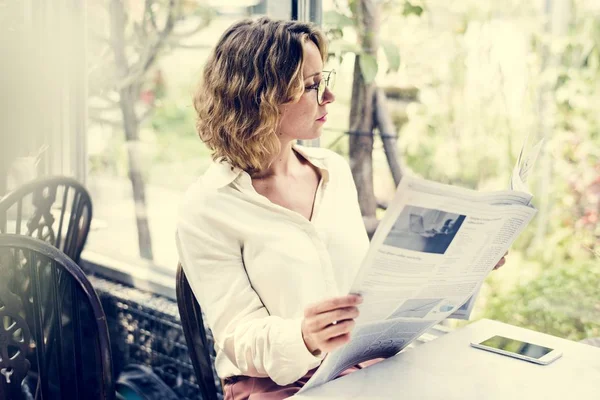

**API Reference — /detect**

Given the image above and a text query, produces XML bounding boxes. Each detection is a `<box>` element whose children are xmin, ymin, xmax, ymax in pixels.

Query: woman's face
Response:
<box><xmin>277</xmin><ymin>40</ymin><xmax>335</xmax><ymax>142</ymax></box>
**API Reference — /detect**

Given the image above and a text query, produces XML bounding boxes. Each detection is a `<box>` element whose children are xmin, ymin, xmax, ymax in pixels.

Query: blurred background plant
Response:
<box><xmin>370</xmin><ymin>0</ymin><xmax>599</xmax><ymax>340</ymax></box>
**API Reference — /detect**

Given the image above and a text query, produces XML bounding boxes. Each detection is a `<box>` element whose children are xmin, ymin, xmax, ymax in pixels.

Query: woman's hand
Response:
<box><xmin>301</xmin><ymin>295</ymin><xmax>362</xmax><ymax>355</ymax></box>
<box><xmin>493</xmin><ymin>251</ymin><xmax>509</xmax><ymax>270</ymax></box>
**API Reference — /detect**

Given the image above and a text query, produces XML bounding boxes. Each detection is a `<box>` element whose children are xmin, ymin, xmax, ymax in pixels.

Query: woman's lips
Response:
<box><xmin>317</xmin><ymin>113</ymin><xmax>328</xmax><ymax>122</ymax></box>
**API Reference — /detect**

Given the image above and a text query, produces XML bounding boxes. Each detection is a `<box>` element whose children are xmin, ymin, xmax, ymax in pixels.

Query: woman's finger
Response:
<box><xmin>319</xmin><ymin>318</ymin><xmax>356</xmax><ymax>340</ymax></box>
<box><xmin>304</xmin><ymin>295</ymin><xmax>362</xmax><ymax>317</ymax></box>
<box><xmin>313</xmin><ymin>306</ymin><xmax>359</xmax><ymax>330</ymax></box>
<box><xmin>322</xmin><ymin>333</ymin><xmax>352</xmax><ymax>352</ymax></box>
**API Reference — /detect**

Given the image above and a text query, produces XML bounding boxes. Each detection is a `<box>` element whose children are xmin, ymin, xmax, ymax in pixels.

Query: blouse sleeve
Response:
<box><xmin>176</xmin><ymin>200</ymin><xmax>322</xmax><ymax>385</ymax></box>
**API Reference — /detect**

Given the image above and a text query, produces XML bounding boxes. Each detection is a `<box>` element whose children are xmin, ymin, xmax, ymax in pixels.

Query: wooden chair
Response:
<box><xmin>0</xmin><ymin>234</ymin><xmax>114</xmax><ymax>399</ymax></box>
<box><xmin>175</xmin><ymin>263</ymin><xmax>221</xmax><ymax>400</ymax></box>
<box><xmin>0</xmin><ymin>176</ymin><xmax>92</xmax><ymax>264</ymax></box>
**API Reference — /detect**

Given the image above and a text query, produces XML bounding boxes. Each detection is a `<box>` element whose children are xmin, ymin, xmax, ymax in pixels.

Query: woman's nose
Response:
<box><xmin>321</xmin><ymin>87</ymin><xmax>335</xmax><ymax>105</ymax></box>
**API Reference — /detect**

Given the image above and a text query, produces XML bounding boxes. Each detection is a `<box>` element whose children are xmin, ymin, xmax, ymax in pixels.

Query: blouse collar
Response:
<box><xmin>202</xmin><ymin>143</ymin><xmax>330</xmax><ymax>190</ymax></box>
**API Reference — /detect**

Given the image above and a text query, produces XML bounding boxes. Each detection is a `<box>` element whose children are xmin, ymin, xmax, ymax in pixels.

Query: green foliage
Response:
<box><xmin>148</xmin><ymin>100</ymin><xmax>196</xmax><ymax>140</ymax></box>
<box><xmin>88</xmin><ymin>133</ymin><xmax>127</xmax><ymax>177</ymax></box>
<box><xmin>324</xmin><ymin>10</ymin><xmax>354</xmax><ymax>29</ymax></box>
<box><xmin>483</xmin><ymin>259</ymin><xmax>600</xmax><ymax>340</ymax></box>
<box><xmin>324</xmin><ymin>1</ymin><xmax>406</xmax><ymax>83</ymax></box>
<box><xmin>380</xmin><ymin>40</ymin><xmax>401</xmax><ymax>73</ymax></box>
<box><xmin>145</xmin><ymin>98</ymin><xmax>211</xmax><ymax>164</ymax></box>
<box><xmin>358</xmin><ymin>53</ymin><xmax>378</xmax><ymax>83</ymax></box>
<box><xmin>402</xmin><ymin>1</ymin><xmax>423</xmax><ymax>17</ymax></box>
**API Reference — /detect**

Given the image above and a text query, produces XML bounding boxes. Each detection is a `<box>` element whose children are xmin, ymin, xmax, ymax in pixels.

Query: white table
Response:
<box><xmin>294</xmin><ymin>319</ymin><xmax>600</xmax><ymax>399</ymax></box>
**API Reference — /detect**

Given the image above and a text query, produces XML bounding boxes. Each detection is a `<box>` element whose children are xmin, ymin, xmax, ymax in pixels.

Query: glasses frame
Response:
<box><xmin>317</xmin><ymin>70</ymin><xmax>336</xmax><ymax>105</ymax></box>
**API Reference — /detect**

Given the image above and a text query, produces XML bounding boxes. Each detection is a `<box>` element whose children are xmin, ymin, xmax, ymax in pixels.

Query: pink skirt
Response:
<box><xmin>223</xmin><ymin>359</ymin><xmax>383</xmax><ymax>400</ymax></box>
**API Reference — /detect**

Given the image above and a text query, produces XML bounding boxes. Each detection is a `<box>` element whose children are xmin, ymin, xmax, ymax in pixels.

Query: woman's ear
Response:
<box><xmin>278</xmin><ymin>103</ymin><xmax>288</xmax><ymax>116</ymax></box>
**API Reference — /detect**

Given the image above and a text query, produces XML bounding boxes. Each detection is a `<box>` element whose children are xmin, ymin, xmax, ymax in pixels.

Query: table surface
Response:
<box><xmin>293</xmin><ymin>319</ymin><xmax>600</xmax><ymax>400</ymax></box>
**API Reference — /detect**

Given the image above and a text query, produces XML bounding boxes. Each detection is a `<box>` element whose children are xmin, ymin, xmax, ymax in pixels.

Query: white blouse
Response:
<box><xmin>175</xmin><ymin>144</ymin><xmax>370</xmax><ymax>385</ymax></box>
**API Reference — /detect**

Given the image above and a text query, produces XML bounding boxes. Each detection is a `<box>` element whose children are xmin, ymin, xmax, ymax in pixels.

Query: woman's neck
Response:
<box><xmin>251</xmin><ymin>140</ymin><xmax>298</xmax><ymax>179</ymax></box>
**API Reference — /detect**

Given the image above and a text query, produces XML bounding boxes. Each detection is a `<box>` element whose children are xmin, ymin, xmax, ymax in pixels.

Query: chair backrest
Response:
<box><xmin>175</xmin><ymin>263</ymin><xmax>220</xmax><ymax>400</ymax></box>
<box><xmin>0</xmin><ymin>234</ymin><xmax>114</xmax><ymax>400</ymax></box>
<box><xmin>0</xmin><ymin>176</ymin><xmax>92</xmax><ymax>263</ymax></box>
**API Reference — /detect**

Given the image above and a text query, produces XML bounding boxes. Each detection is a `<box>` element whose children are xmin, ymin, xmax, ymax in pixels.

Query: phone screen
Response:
<box><xmin>480</xmin><ymin>335</ymin><xmax>553</xmax><ymax>359</ymax></box>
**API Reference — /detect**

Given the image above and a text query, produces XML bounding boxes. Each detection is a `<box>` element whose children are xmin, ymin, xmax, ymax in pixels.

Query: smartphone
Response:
<box><xmin>470</xmin><ymin>335</ymin><xmax>562</xmax><ymax>365</ymax></box>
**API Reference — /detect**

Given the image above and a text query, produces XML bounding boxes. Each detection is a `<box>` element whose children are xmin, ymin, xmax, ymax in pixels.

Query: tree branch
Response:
<box><xmin>145</xmin><ymin>0</ymin><xmax>158</xmax><ymax>32</ymax></box>
<box><xmin>88</xmin><ymin>30</ymin><xmax>111</xmax><ymax>45</ymax></box>
<box><xmin>88</xmin><ymin>102</ymin><xmax>119</xmax><ymax>111</ymax></box>
<box><xmin>374</xmin><ymin>87</ymin><xmax>403</xmax><ymax>186</ymax></box>
<box><xmin>140</xmin><ymin>0</ymin><xmax>178</xmax><ymax>72</ymax></box>
<box><xmin>113</xmin><ymin>0</ymin><xmax>178</xmax><ymax>92</ymax></box>
<box><xmin>167</xmin><ymin>41</ymin><xmax>211</xmax><ymax>50</ymax></box>
<box><xmin>88</xmin><ymin>87</ymin><xmax>120</xmax><ymax>105</ymax></box>
<box><xmin>109</xmin><ymin>0</ymin><xmax>130</xmax><ymax>78</ymax></box>
<box><xmin>89</xmin><ymin>115</ymin><xmax>122</xmax><ymax>128</ymax></box>
<box><xmin>170</xmin><ymin>19</ymin><xmax>209</xmax><ymax>38</ymax></box>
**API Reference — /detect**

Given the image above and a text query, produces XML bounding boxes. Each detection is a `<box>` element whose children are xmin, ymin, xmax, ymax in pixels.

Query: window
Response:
<box><xmin>79</xmin><ymin>0</ymin><xmax>597</xmax><ymax>341</ymax></box>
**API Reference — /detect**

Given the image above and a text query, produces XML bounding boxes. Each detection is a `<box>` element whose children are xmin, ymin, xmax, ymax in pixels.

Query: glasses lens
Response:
<box><xmin>317</xmin><ymin>70</ymin><xmax>336</xmax><ymax>104</ymax></box>
<box><xmin>318</xmin><ymin>79</ymin><xmax>326</xmax><ymax>104</ymax></box>
<box><xmin>328</xmin><ymin>70</ymin><xmax>336</xmax><ymax>90</ymax></box>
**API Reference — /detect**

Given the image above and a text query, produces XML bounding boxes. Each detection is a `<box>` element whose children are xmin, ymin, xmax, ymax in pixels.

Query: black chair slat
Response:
<box><xmin>50</xmin><ymin>265</ymin><xmax>68</xmax><ymax>398</ymax></box>
<box><xmin>176</xmin><ymin>264</ymin><xmax>221</xmax><ymax>400</ymax></box>
<box><xmin>0</xmin><ymin>234</ymin><xmax>115</xmax><ymax>400</ymax></box>
<box><xmin>64</xmin><ymin>190</ymin><xmax>80</xmax><ymax>258</ymax></box>
<box><xmin>72</xmin><ymin>280</ymin><xmax>85</xmax><ymax>400</ymax></box>
<box><xmin>0</xmin><ymin>176</ymin><xmax>92</xmax><ymax>264</ymax></box>
<box><xmin>16</xmin><ymin>199</ymin><xmax>22</xmax><ymax>235</ymax></box>
<box><xmin>30</xmin><ymin>249</ymin><xmax>51</xmax><ymax>398</ymax></box>
<box><xmin>55</xmin><ymin>185</ymin><xmax>69</xmax><ymax>251</ymax></box>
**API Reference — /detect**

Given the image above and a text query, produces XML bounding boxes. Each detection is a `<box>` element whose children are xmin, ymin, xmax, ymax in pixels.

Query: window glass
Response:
<box><xmin>85</xmin><ymin>1</ymin><xmax>271</xmax><ymax>270</ymax></box>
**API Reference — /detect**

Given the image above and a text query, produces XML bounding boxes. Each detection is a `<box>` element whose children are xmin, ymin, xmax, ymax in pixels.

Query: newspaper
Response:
<box><xmin>299</xmin><ymin>143</ymin><xmax>542</xmax><ymax>393</ymax></box>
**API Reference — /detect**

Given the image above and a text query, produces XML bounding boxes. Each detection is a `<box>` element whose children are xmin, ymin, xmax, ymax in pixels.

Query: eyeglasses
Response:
<box><xmin>315</xmin><ymin>70</ymin><xmax>336</xmax><ymax>105</ymax></box>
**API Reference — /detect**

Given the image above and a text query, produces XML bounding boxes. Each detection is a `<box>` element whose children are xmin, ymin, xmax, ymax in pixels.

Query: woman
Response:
<box><xmin>176</xmin><ymin>17</ymin><xmax>505</xmax><ymax>399</ymax></box>
<box><xmin>176</xmin><ymin>17</ymin><xmax>367</xmax><ymax>399</ymax></box>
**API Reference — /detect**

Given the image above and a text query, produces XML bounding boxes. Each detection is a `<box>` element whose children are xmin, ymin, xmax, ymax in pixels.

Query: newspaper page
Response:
<box><xmin>511</xmin><ymin>137</ymin><xmax>544</xmax><ymax>194</ymax></box>
<box><xmin>299</xmin><ymin>176</ymin><xmax>537</xmax><ymax>393</ymax></box>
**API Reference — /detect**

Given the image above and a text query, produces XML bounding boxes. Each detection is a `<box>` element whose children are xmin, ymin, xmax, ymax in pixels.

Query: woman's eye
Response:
<box><xmin>305</xmin><ymin>83</ymin><xmax>319</xmax><ymax>91</ymax></box>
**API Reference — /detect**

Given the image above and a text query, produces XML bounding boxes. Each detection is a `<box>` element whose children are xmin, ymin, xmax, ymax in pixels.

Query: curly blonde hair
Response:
<box><xmin>193</xmin><ymin>17</ymin><xmax>327</xmax><ymax>173</ymax></box>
